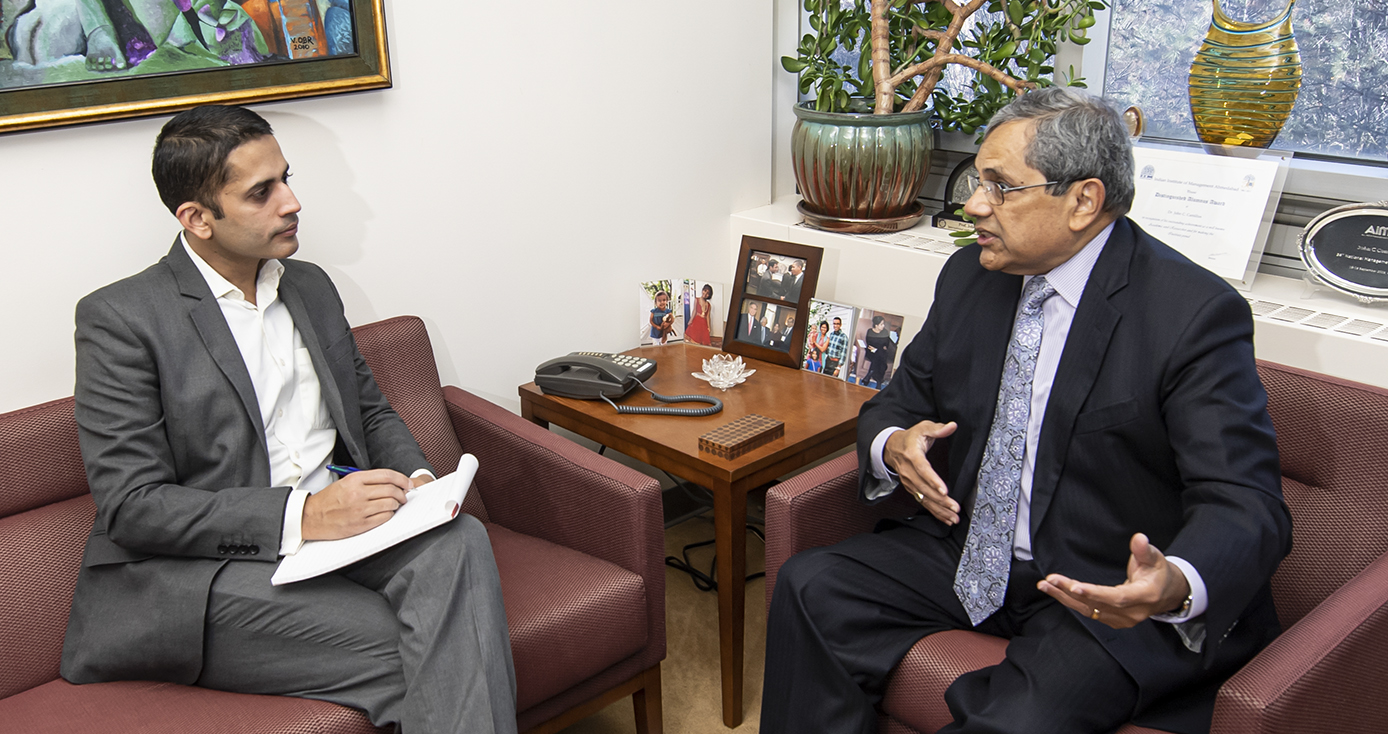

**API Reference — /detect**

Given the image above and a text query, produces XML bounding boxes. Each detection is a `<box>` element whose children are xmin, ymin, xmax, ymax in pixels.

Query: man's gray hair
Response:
<box><xmin>983</xmin><ymin>87</ymin><xmax>1134</xmax><ymax>215</ymax></box>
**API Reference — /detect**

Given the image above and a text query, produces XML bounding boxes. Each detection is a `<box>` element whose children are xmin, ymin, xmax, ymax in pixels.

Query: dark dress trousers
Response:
<box><xmin>764</xmin><ymin>218</ymin><xmax>1291</xmax><ymax>734</ymax></box>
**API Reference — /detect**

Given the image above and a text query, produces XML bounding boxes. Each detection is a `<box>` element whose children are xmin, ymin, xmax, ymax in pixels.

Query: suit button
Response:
<box><xmin>237</xmin><ymin>545</ymin><xmax>249</xmax><ymax>555</ymax></box>
<box><xmin>249</xmin><ymin>545</ymin><xmax>260</xmax><ymax>555</ymax></box>
<box><xmin>218</xmin><ymin>545</ymin><xmax>228</xmax><ymax>554</ymax></box>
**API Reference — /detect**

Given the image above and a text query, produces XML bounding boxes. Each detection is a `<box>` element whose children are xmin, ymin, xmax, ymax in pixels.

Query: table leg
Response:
<box><xmin>519</xmin><ymin>399</ymin><xmax>548</xmax><ymax>428</ymax></box>
<box><xmin>714</xmin><ymin>482</ymin><xmax>748</xmax><ymax>727</ymax></box>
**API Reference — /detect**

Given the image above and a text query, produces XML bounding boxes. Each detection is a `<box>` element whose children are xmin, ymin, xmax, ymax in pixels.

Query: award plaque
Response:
<box><xmin>1300</xmin><ymin>201</ymin><xmax>1388</xmax><ymax>301</ymax></box>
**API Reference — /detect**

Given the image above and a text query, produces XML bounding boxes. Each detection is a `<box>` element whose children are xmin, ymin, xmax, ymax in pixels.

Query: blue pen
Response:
<box><xmin>327</xmin><ymin>464</ymin><xmax>361</xmax><ymax>478</ymax></box>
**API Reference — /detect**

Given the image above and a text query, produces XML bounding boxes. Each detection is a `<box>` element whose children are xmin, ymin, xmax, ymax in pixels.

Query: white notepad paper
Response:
<box><xmin>271</xmin><ymin>454</ymin><xmax>478</xmax><ymax>585</ymax></box>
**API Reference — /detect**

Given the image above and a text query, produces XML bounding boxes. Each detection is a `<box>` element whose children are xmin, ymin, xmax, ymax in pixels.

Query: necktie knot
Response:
<box><xmin>1021</xmin><ymin>276</ymin><xmax>1056</xmax><ymax>315</ymax></box>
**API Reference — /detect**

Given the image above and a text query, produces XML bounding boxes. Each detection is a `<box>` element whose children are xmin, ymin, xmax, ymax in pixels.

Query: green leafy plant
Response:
<box><xmin>950</xmin><ymin>207</ymin><xmax>978</xmax><ymax>246</ymax></box>
<box><xmin>783</xmin><ymin>0</ymin><xmax>1106</xmax><ymax>132</ymax></box>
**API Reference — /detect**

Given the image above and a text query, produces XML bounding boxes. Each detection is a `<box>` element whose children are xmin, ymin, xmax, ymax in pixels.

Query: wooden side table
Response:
<box><xmin>519</xmin><ymin>343</ymin><xmax>876</xmax><ymax>727</ymax></box>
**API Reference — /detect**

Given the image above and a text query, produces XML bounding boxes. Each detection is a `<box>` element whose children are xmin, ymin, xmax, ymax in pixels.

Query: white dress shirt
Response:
<box><xmin>183</xmin><ymin>240</ymin><xmax>431</xmax><ymax>556</ymax></box>
<box><xmin>867</xmin><ymin>223</ymin><xmax>1207</xmax><ymax>626</ymax></box>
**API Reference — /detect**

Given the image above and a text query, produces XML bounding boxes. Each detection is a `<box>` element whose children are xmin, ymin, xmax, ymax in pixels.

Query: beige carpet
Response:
<box><xmin>557</xmin><ymin>509</ymin><xmax>767</xmax><ymax>734</ymax></box>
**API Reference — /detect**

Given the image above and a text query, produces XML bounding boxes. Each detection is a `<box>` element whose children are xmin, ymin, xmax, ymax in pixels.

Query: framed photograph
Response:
<box><xmin>638</xmin><ymin>279</ymin><xmax>682</xmax><ymax>346</ymax></box>
<box><xmin>847</xmin><ymin>308</ymin><xmax>906</xmax><ymax>390</ymax></box>
<box><xmin>0</xmin><ymin>0</ymin><xmax>390</xmax><ymax>134</ymax></box>
<box><xmin>723</xmin><ymin>236</ymin><xmax>823</xmax><ymax>368</ymax></box>
<box><xmin>801</xmin><ymin>298</ymin><xmax>857</xmax><ymax>380</ymax></box>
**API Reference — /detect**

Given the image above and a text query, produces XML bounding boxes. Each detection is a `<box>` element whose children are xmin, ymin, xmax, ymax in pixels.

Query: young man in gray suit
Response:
<box><xmin>62</xmin><ymin>105</ymin><xmax>517</xmax><ymax>733</ymax></box>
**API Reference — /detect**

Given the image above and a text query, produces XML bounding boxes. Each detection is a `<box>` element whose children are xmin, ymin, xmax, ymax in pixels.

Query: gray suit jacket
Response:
<box><xmin>61</xmin><ymin>239</ymin><xmax>430</xmax><ymax>684</ymax></box>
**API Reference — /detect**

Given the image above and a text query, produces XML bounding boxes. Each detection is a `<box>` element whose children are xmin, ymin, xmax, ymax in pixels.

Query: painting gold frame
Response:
<box><xmin>0</xmin><ymin>0</ymin><xmax>390</xmax><ymax>135</ymax></box>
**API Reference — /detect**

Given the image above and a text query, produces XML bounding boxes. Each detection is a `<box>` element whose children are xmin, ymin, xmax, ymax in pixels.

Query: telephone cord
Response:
<box><xmin>600</xmin><ymin>380</ymin><xmax>723</xmax><ymax>416</ymax></box>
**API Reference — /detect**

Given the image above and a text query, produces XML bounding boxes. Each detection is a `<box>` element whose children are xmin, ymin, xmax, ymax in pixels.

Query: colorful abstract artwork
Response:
<box><xmin>0</xmin><ymin>0</ymin><xmax>388</xmax><ymax>133</ymax></box>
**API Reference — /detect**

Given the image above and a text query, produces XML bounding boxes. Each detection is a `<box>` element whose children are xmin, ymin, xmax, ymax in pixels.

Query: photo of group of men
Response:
<box><xmin>733</xmin><ymin>298</ymin><xmax>798</xmax><ymax>353</ymax></box>
<box><xmin>801</xmin><ymin>299</ymin><xmax>903</xmax><ymax>390</ymax></box>
<box><xmin>744</xmin><ymin>250</ymin><xmax>806</xmax><ymax>302</ymax></box>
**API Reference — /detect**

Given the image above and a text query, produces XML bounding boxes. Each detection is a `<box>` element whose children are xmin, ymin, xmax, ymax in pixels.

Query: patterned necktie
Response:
<box><xmin>954</xmin><ymin>276</ymin><xmax>1055</xmax><ymax>626</ymax></box>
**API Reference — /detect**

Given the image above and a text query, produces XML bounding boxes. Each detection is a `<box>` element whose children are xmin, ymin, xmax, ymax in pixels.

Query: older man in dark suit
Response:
<box><xmin>62</xmin><ymin>106</ymin><xmax>517</xmax><ymax>733</ymax></box>
<box><xmin>761</xmin><ymin>88</ymin><xmax>1291</xmax><ymax>734</ymax></box>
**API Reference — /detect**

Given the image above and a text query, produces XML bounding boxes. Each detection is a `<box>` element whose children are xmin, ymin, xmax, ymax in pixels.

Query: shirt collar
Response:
<box><xmin>1024</xmin><ymin>220</ymin><xmax>1114</xmax><ymax>309</ymax></box>
<box><xmin>181</xmin><ymin>234</ymin><xmax>285</xmax><ymax>306</ymax></box>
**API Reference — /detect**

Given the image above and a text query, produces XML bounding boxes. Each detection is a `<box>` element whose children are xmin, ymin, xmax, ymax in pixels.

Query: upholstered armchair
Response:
<box><xmin>0</xmin><ymin>314</ymin><xmax>665</xmax><ymax>733</ymax></box>
<box><xmin>764</xmin><ymin>361</ymin><xmax>1388</xmax><ymax>734</ymax></box>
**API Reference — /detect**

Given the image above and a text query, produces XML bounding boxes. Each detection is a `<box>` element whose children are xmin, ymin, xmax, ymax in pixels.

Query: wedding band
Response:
<box><xmin>1091</xmin><ymin>608</ymin><xmax>1101</xmax><ymax>620</ymax></box>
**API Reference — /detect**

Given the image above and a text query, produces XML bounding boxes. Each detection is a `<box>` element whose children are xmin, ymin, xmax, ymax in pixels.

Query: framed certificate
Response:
<box><xmin>1127</xmin><ymin>142</ymin><xmax>1291</xmax><ymax>289</ymax></box>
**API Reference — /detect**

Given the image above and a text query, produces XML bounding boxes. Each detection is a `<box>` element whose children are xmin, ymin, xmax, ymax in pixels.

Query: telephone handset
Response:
<box><xmin>534</xmin><ymin>351</ymin><xmax>722</xmax><ymax>416</ymax></box>
<box><xmin>534</xmin><ymin>352</ymin><xmax>657</xmax><ymax>400</ymax></box>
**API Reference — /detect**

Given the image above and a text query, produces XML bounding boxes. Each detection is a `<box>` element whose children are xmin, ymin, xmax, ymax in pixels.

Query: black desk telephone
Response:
<box><xmin>535</xmin><ymin>351</ymin><xmax>722</xmax><ymax>416</ymax></box>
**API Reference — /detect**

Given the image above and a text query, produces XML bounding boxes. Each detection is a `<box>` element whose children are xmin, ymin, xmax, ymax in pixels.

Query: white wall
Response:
<box><xmin>0</xmin><ymin>1</ymin><xmax>775</xmax><ymax>413</ymax></box>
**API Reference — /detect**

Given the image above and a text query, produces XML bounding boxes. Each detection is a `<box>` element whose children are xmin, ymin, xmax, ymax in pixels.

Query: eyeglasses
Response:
<box><xmin>975</xmin><ymin>179</ymin><xmax>1061</xmax><ymax>206</ymax></box>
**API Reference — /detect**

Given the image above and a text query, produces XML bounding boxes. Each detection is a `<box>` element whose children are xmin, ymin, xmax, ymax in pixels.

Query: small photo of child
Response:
<box><xmin>638</xmin><ymin>280</ymin><xmax>683</xmax><ymax>346</ymax></box>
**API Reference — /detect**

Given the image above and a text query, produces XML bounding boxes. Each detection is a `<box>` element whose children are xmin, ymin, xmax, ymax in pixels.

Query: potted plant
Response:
<box><xmin>783</xmin><ymin>0</ymin><xmax>1105</xmax><ymax>231</ymax></box>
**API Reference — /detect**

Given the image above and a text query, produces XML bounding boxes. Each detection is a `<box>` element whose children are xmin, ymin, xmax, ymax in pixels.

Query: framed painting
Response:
<box><xmin>0</xmin><ymin>0</ymin><xmax>390</xmax><ymax>134</ymax></box>
<box><xmin>723</xmin><ymin>235</ymin><xmax>823</xmax><ymax>369</ymax></box>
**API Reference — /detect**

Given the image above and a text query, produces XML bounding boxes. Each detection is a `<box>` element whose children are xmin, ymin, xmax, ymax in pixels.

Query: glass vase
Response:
<box><xmin>1188</xmin><ymin>0</ymin><xmax>1302</xmax><ymax>149</ymax></box>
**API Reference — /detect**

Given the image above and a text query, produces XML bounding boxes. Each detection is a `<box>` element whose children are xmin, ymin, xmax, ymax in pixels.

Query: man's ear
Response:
<box><xmin>1068</xmin><ymin>179</ymin><xmax>1107</xmax><ymax>232</ymax></box>
<box><xmin>176</xmin><ymin>201</ymin><xmax>215</xmax><ymax>241</ymax></box>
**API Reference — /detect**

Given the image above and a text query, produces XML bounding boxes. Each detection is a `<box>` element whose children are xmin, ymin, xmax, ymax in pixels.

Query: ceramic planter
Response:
<box><xmin>791</xmin><ymin>103</ymin><xmax>934</xmax><ymax>232</ymax></box>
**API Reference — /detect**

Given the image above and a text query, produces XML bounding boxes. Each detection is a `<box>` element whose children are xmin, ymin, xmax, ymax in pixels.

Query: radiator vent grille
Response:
<box><xmin>1245</xmin><ymin>298</ymin><xmax>1386</xmax><ymax>339</ymax></box>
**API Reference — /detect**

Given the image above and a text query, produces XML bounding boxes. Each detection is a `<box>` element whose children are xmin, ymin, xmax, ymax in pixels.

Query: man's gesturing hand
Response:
<box><xmin>302</xmin><ymin>469</ymin><xmax>413</xmax><ymax>541</ymax></box>
<box><xmin>884</xmin><ymin>420</ymin><xmax>959</xmax><ymax>525</ymax></box>
<box><xmin>1037</xmin><ymin>533</ymin><xmax>1192</xmax><ymax>629</ymax></box>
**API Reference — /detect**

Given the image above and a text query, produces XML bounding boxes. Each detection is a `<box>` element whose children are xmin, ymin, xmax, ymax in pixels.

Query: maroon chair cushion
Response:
<box><xmin>0</xmin><ymin>679</ymin><xmax>384</xmax><ymax>733</ymax></box>
<box><xmin>882</xmin><ymin>630</ymin><xmax>1008</xmax><ymax>733</ymax></box>
<box><xmin>488</xmin><ymin>523</ymin><xmax>648</xmax><ymax>712</ymax></box>
<box><xmin>0</xmin><ymin>495</ymin><xmax>95</xmax><ymax>699</ymax></box>
<box><xmin>879</xmin><ymin>629</ymin><xmax>1172</xmax><ymax>734</ymax></box>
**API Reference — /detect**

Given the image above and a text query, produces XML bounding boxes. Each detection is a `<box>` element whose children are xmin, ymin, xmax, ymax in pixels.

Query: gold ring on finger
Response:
<box><xmin>1091</xmin><ymin>608</ymin><xmax>1101</xmax><ymax>620</ymax></box>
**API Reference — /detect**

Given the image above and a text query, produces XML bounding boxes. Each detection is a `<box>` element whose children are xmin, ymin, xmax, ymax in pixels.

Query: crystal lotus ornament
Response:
<box><xmin>692</xmin><ymin>354</ymin><xmax>756</xmax><ymax>391</ymax></box>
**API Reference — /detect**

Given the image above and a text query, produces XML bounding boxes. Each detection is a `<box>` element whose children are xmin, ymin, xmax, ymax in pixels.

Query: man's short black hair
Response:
<box><xmin>153</xmin><ymin>105</ymin><xmax>274</xmax><ymax>218</ymax></box>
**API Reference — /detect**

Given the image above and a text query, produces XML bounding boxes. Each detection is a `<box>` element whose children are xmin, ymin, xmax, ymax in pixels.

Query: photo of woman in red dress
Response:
<box><xmin>685</xmin><ymin>282</ymin><xmax>714</xmax><ymax>346</ymax></box>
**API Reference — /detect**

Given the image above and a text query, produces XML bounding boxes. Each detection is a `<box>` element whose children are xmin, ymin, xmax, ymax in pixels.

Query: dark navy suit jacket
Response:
<box><xmin>856</xmin><ymin>217</ymin><xmax>1291</xmax><ymax>732</ymax></box>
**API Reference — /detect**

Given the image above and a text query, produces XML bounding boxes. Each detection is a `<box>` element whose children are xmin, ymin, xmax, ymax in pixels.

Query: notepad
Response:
<box><xmin>271</xmin><ymin>454</ymin><xmax>478</xmax><ymax>585</ymax></box>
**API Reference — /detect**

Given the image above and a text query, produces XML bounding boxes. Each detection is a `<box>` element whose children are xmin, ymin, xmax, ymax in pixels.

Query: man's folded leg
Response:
<box><xmin>761</xmin><ymin>525</ymin><xmax>973</xmax><ymax>734</ymax></box>
<box><xmin>940</xmin><ymin>561</ymin><xmax>1141</xmax><ymax>734</ymax></box>
<box><xmin>199</xmin><ymin>514</ymin><xmax>517</xmax><ymax>733</ymax></box>
<box><xmin>198</xmin><ymin>556</ymin><xmax>410</xmax><ymax>728</ymax></box>
<box><xmin>345</xmin><ymin>514</ymin><xmax>517</xmax><ymax>734</ymax></box>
